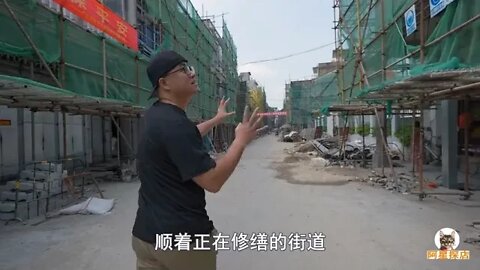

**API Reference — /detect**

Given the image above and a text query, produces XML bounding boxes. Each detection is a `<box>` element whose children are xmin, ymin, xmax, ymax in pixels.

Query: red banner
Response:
<box><xmin>257</xmin><ymin>111</ymin><xmax>288</xmax><ymax>116</ymax></box>
<box><xmin>54</xmin><ymin>0</ymin><xmax>138</xmax><ymax>51</ymax></box>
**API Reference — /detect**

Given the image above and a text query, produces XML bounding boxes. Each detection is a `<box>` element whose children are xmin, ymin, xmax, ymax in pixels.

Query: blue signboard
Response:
<box><xmin>404</xmin><ymin>5</ymin><xmax>417</xmax><ymax>36</ymax></box>
<box><xmin>430</xmin><ymin>0</ymin><xmax>446</xmax><ymax>18</ymax></box>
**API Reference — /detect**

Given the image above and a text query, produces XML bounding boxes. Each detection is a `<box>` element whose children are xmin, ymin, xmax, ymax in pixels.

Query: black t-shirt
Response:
<box><xmin>132</xmin><ymin>101</ymin><xmax>216</xmax><ymax>244</ymax></box>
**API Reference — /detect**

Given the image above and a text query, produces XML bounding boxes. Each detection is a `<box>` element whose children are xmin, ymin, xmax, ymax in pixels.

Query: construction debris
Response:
<box><xmin>290</xmin><ymin>134</ymin><xmax>404</xmax><ymax>166</ymax></box>
<box><xmin>464</xmin><ymin>237</ymin><xmax>480</xmax><ymax>247</ymax></box>
<box><xmin>466</xmin><ymin>221</ymin><xmax>480</xmax><ymax>230</ymax></box>
<box><xmin>59</xmin><ymin>197</ymin><xmax>115</xmax><ymax>215</ymax></box>
<box><xmin>283</xmin><ymin>131</ymin><xmax>303</xmax><ymax>142</ymax></box>
<box><xmin>296</xmin><ymin>142</ymin><xmax>316</xmax><ymax>153</ymax></box>
<box><xmin>89</xmin><ymin>159</ymin><xmax>138</xmax><ymax>182</ymax></box>
<box><xmin>358</xmin><ymin>171</ymin><xmax>420</xmax><ymax>193</ymax></box>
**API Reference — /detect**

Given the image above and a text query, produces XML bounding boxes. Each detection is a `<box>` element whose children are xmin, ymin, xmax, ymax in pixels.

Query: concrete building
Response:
<box><xmin>0</xmin><ymin>0</ymin><xmax>242</xmax><ymax>222</ymax></box>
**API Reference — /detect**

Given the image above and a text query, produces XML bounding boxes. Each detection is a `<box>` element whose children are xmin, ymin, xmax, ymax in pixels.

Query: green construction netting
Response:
<box><xmin>0</xmin><ymin>0</ymin><xmax>238</xmax><ymax>121</ymax></box>
<box><xmin>288</xmin><ymin>71</ymin><xmax>339</xmax><ymax>127</ymax></box>
<box><xmin>337</xmin><ymin>0</ymin><xmax>480</xmax><ymax>101</ymax></box>
<box><xmin>143</xmin><ymin>0</ymin><xmax>238</xmax><ymax>122</ymax></box>
<box><xmin>0</xmin><ymin>0</ymin><xmax>152</xmax><ymax>108</ymax></box>
<box><xmin>0</xmin><ymin>74</ymin><xmax>143</xmax><ymax>113</ymax></box>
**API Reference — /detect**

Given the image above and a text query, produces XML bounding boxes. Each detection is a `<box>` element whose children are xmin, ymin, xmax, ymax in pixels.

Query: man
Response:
<box><xmin>132</xmin><ymin>50</ymin><xmax>263</xmax><ymax>270</ymax></box>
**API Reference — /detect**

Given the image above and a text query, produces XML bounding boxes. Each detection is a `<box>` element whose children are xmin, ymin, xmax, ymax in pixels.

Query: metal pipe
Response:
<box><xmin>336</xmin><ymin>0</ymin><xmax>379</xmax><ymax>48</ymax></box>
<box><xmin>362</xmin><ymin>113</ymin><xmax>366</xmax><ymax>168</ymax></box>
<box><xmin>410</xmin><ymin>191</ymin><xmax>471</xmax><ymax>196</ymax></box>
<box><xmin>380</xmin><ymin>0</ymin><xmax>386</xmax><ymax>81</ymax></box>
<box><xmin>31</xmin><ymin>110</ymin><xmax>35</xmax><ymax>162</ymax></box>
<box><xmin>110</xmin><ymin>115</ymin><xmax>134</xmax><ymax>153</ymax></box>
<box><xmin>64</xmin><ymin>62</ymin><xmax>150</xmax><ymax>92</ymax></box>
<box><xmin>117</xmin><ymin>119</ymin><xmax>120</xmax><ymax>164</ymax></box>
<box><xmin>362</xmin><ymin>0</ymin><xmax>420</xmax><ymax>51</ymax></box>
<box><xmin>135</xmin><ymin>57</ymin><xmax>140</xmax><ymax>104</ymax></box>
<box><xmin>464</xmin><ymin>96</ymin><xmax>470</xmax><ymax>194</ymax></box>
<box><xmin>383</xmin><ymin>12</ymin><xmax>480</xmax><ymax>72</ymax></box>
<box><xmin>101</xmin><ymin>116</ymin><xmax>106</xmax><ymax>162</ymax></box>
<box><xmin>381</xmin><ymin>111</ymin><xmax>385</xmax><ymax>176</ymax></box>
<box><xmin>419</xmin><ymin>0</ymin><xmax>425</xmax><ymax>63</ymax></box>
<box><xmin>345</xmin><ymin>11</ymin><xmax>480</xmax><ymax>94</ymax></box>
<box><xmin>412</xmin><ymin>108</ymin><xmax>416</xmax><ymax>175</ymax></box>
<box><xmin>333</xmin><ymin>0</ymin><xmax>342</xmax><ymax>102</ymax></box>
<box><xmin>374</xmin><ymin>108</ymin><xmax>398</xmax><ymax>189</ymax></box>
<box><xmin>130</xmin><ymin>117</ymin><xmax>134</xmax><ymax>155</ymax></box>
<box><xmin>429</xmin><ymin>82</ymin><xmax>480</xmax><ymax>99</ymax></box>
<box><xmin>82</xmin><ymin>115</ymin><xmax>87</xmax><ymax>166</ymax></box>
<box><xmin>419</xmin><ymin>103</ymin><xmax>425</xmax><ymax>196</ymax></box>
<box><xmin>400</xmin><ymin>83</ymin><xmax>480</xmax><ymax>107</ymax></box>
<box><xmin>102</xmin><ymin>38</ymin><xmax>107</xmax><ymax>98</ymax></box>
<box><xmin>62</xmin><ymin>111</ymin><xmax>67</xmax><ymax>159</ymax></box>
<box><xmin>2</xmin><ymin>0</ymin><xmax>62</xmax><ymax>88</ymax></box>
<box><xmin>59</xmin><ymin>8</ymin><xmax>66</xmax><ymax>85</ymax></box>
<box><xmin>428</xmin><ymin>12</ymin><xmax>480</xmax><ymax>49</ymax></box>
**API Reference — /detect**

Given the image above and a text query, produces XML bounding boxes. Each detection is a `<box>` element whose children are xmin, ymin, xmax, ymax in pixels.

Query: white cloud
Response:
<box><xmin>239</xmin><ymin>63</ymin><xmax>275</xmax><ymax>79</ymax></box>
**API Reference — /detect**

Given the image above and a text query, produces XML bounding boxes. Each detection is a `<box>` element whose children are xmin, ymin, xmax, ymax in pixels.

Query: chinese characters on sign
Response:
<box><xmin>53</xmin><ymin>0</ymin><xmax>138</xmax><ymax>51</ymax></box>
<box><xmin>257</xmin><ymin>111</ymin><xmax>288</xmax><ymax>116</ymax></box>
<box><xmin>155</xmin><ymin>232</ymin><xmax>326</xmax><ymax>252</ymax></box>
<box><xmin>426</xmin><ymin>250</ymin><xmax>470</xmax><ymax>260</ymax></box>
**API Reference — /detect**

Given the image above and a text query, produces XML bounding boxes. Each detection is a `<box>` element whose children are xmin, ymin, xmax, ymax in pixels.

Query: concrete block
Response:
<box><xmin>37</xmin><ymin>186</ymin><xmax>62</xmax><ymax>198</ymax></box>
<box><xmin>1</xmin><ymin>191</ymin><xmax>34</xmax><ymax>202</ymax></box>
<box><xmin>25</xmin><ymin>163</ymin><xmax>62</xmax><ymax>173</ymax></box>
<box><xmin>0</xmin><ymin>212</ymin><xmax>15</xmax><ymax>221</ymax></box>
<box><xmin>6</xmin><ymin>180</ymin><xmax>47</xmax><ymax>192</ymax></box>
<box><xmin>0</xmin><ymin>201</ymin><xmax>15</xmax><ymax>212</ymax></box>
<box><xmin>20</xmin><ymin>170</ymin><xmax>61</xmax><ymax>181</ymax></box>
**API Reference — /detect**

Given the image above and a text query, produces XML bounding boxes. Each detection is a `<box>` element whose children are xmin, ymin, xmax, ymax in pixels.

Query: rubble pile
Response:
<box><xmin>283</xmin><ymin>131</ymin><xmax>303</xmax><ymax>142</ymax></box>
<box><xmin>290</xmin><ymin>134</ymin><xmax>404</xmax><ymax>165</ymax></box>
<box><xmin>365</xmin><ymin>171</ymin><xmax>419</xmax><ymax>193</ymax></box>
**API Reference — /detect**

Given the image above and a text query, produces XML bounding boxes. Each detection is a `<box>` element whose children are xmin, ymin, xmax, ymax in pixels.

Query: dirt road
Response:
<box><xmin>0</xmin><ymin>135</ymin><xmax>478</xmax><ymax>269</ymax></box>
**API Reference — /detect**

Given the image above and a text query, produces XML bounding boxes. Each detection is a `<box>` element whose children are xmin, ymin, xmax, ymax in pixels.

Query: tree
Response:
<box><xmin>248</xmin><ymin>87</ymin><xmax>266</xmax><ymax>112</ymax></box>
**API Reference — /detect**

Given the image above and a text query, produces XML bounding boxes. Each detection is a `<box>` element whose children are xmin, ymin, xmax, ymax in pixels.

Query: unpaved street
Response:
<box><xmin>0</xmin><ymin>135</ymin><xmax>479</xmax><ymax>270</ymax></box>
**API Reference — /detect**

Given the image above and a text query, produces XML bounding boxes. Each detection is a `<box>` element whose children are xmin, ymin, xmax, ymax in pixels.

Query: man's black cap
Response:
<box><xmin>147</xmin><ymin>50</ymin><xmax>187</xmax><ymax>99</ymax></box>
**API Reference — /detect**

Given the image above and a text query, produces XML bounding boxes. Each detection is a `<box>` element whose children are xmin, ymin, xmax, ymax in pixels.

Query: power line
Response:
<box><xmin>239</xmin><ymin>42</ymin><xmax>335</xmax><ymax>66</ymax></box>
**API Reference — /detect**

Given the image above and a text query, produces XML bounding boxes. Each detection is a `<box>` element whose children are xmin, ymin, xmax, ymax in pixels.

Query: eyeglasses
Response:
<box><xmin>166</xmin><ymin>63</ymin><xmax>195</xmax><ymax>77</ymax></box>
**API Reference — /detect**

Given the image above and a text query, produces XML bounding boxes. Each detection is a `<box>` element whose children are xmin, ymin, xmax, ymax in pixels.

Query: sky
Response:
<box><xmin>190</xmin><ymin>0</ymin><xmax>336</xmax><ymax>109</ymax></box>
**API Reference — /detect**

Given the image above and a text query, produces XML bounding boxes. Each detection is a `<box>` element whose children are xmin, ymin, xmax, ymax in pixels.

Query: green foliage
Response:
<box><xmin>354</xmin><ymin>125</ymin><xmax>371</xmax><ymax>136</ymax></box>
<box><xmin>395</xmin><ymin>125</ymin><xmax>413</xmax><ymax>147</ymax></box>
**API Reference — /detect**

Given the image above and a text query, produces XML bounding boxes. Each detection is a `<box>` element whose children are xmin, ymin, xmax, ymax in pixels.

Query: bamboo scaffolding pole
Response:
<box><xmin>2</xmin><ymin>0</ymin><xmax>62</xmax><ymax>88</ymax></box>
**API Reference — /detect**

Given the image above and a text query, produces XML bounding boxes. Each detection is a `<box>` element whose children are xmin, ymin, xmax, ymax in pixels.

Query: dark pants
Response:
<box><xmin>132</xmin><ymin>232</ymin><xmax>217</xmax><ymax>270</ymax></box>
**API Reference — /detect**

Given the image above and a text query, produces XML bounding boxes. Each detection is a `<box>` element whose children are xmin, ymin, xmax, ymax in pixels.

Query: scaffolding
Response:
<box><xmin>0</xmin><ymin>0</ymin><xmax>239</xmax><ymax>155</ymax></box>
<box><xmin>0</xmin><ymin>0</ymin><xmax>241</xmax><ymax>223</ymax></box>
<box><xmin>0</xmin><ymin>0</ymin><xmax>239</xmax><ymax>117</ymax></box>
<box><xmin>287</xmin><ymin>71</ymin><xmax>339</xmax><ymax>129</ymax></box>
<box><xmin>333</xmin><ymin>0</ymin><xmax>480</xmax><ymax>102</ymax></box>
<box><xmin>332</xmin><ymin>0</ymin><xmax>480</xmax><ymax>198</ymax></box>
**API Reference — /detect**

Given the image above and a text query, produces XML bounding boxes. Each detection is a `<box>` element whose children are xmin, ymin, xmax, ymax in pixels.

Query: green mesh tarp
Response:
<box><xmin>0</xmin><ymin>0</ymin><xmax>238</xmax><ymax>119</ymax></box>
<box><xmin>288</xmin><ymin>72</ymin><xmax>339</xmax><ymax>126</ymax></box>
<box><xmin>144</xmin><ymin>0</ymin><xmax>238</xmax><ymax>122</ymax></box>
<box><xmin>0</xmin><ymin>74</ymin><xmax>143</xmax><ymax>115</ymax></box>
<box><xmin>337</xmin><ymin>0</ymin><xmax>480</xmax><ymax>101</ymax></box>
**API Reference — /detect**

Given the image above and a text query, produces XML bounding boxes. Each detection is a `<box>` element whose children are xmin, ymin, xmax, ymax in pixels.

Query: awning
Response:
<box><xmin>358</xmin><ymin>68</ymin><xmax>480</xmax><ymax>106</ymax></box>
<box><xmin>326</xmin><ymin>104</ymin><xmax>421</xmax><ymax>115</ymax></box>
<box><xmin>0</xmin><ymin>75</ymin><xmax>145</xmax><ymax>117</ymax></box>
